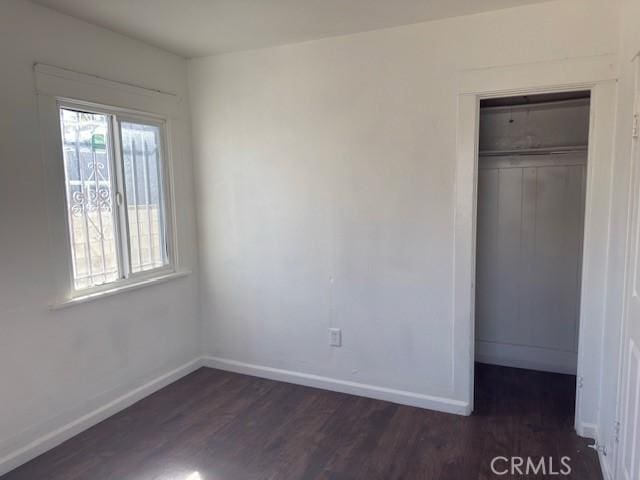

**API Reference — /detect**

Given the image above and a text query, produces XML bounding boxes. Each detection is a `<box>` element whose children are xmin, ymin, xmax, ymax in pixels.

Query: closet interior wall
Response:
<box><xmin>475</xmin><ymin>95</ymin><xmax>591</xmax><ymax>374</ymax></box>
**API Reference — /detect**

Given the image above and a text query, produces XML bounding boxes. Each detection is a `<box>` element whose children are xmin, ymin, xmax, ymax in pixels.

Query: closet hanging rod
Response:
<box><xmin>479</xmin><ymin>145</ymin><xmax>588</xmax><ymax>157</ymax></box>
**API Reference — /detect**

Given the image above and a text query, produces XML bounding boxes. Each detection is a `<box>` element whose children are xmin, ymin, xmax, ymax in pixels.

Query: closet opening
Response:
<box><xmin>473</xmin><ymin>91</ymin><xmax>591</xmax><ymax>421</ymax></box>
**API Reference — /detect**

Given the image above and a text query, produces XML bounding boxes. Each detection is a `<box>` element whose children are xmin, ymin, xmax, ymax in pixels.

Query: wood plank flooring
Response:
<box><xmin>1</xmin><ymin>363</ymin><xmax>601</xmax><ymax>479</ymax></box>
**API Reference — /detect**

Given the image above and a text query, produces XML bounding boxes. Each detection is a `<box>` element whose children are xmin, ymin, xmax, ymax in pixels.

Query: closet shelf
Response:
<box><xmin>479</xmin><ymin>145</ymin><xmax>588</xmax><ymax>157</ymax></box>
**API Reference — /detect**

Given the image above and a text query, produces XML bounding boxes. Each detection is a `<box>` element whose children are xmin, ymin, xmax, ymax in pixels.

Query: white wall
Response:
<box><xmin>189</xmin><ymin>0</ymin><xmax>619</xmax><ymax>414</ymax></box>
<box><xmin>0</xmin><ymin>0</ymin><xmax>632</xmax><ymax>475</ymax></box>
<box><xmin>0</xmin><ymin>0</ymin><xmax>200</xmax><ymax>472</ymax></box>
<box><xmin>476</xmin><ymin>152</ymin><xmax>587</xmax><ymax>374</ymax></box>
<box><xmin>478</xmin><ymin>100</ymin><xmax>591</xmax><ymax>151</ymax></box>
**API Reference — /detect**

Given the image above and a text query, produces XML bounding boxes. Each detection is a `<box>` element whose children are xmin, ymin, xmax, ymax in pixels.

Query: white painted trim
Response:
<box><xmin>35</xmin><ymin>66</ymin><xmax>187</xmax><ymax>307</ymax></box>
<box><xmin>202</xmin><ymin>356</ymin><xmax>470</xmax><ymax>415</ymax></box>
<box><xmin>35</xmin><ymin>64</ymin><xmax>177</xmax><ymax>98</ymax></box>
<box><xmin>606</xmin><ymin>58</ymin><xmax>640</xmax><ymax>480</ymax></box>
<box><xmin>0</xmin><ymin>357</ymin><xmax>204</xmax><ymax>477</ymax></box>
<box><xmin>457</xmin><ymin>54</ymin><xmax>618</xmax><ymax>95</ymax></box>
<box><xmin>576</xmin><ymin>79</ymin><xmax>618</xmax><ymax>441</ymax></box>
<box><xmin>475</xmin><ymin>340</ymin><xmax>578</xmax><ymax>375</ymax></box>
<box><xmin>34</xmin><ymin>64</ymin><xmax>181</xmax><ymax>117</ymax></box>
<box><xmin>474</xmin><ymin>356</ymin><xmax>577</xmax><ymax>376</ymax></box>
<box><xmin>454</xmin><ymin>56</ymin><xmax>619</xmax><ymax>435</ymax></box>
<box><xmin>49</xmin><ymin>270</ymin><xmax>192</xmax><ymax>310</ymax></box>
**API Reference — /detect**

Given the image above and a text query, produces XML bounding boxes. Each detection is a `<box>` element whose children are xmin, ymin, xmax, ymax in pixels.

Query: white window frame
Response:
<box><xmin>35</xmin><ymin>64</ymin><xmax>187</xmax><ymax>307</ymax></box>
<box><xmin>58</xmin><ymin>99</ymin><xmax>176</xmax><ymax>295</ymax></box>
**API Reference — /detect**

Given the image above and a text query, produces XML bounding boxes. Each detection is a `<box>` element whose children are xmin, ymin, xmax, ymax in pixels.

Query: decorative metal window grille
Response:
<box><xmin>59</xmin><ymin>106</ymin><xmax>170</xmax><ymax>291</ymax></box>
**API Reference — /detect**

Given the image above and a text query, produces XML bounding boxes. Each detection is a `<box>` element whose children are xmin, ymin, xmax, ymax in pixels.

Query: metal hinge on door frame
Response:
<box><xmin>588</xmin><ymin>442</ymin><xmax>608</xmax><ymax>456</ymax></box>
<box><xmin>613</xmin><ymin>420</ymin><xmax>621</xmax><ymax>443</ymax></box>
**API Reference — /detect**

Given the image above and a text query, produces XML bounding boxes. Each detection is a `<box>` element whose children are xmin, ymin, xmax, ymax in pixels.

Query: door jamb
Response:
<box><xmin>453</xmin><ymin>56</ymin><xmax>618</xmax><ymax>438</ymax></box>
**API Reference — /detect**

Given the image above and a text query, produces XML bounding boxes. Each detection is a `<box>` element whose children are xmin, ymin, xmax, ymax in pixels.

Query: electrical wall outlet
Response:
<box><xmin>329</xmin><ymin>328</ymin><xmax>342</xmax><ymax>347</ymax></box>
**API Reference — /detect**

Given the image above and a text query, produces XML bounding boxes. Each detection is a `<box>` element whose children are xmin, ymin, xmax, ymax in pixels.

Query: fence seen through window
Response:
<box><xmin>59</xmin><ymin>107</ymin><xmax>169</xmax><ymax>291</ymax></box>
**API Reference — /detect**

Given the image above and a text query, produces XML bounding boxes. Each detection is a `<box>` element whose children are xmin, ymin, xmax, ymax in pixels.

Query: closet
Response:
<box><xmin>474</xmin><ymin>93</ymin><xmax>590</xmax><ymax>374</ymax></box>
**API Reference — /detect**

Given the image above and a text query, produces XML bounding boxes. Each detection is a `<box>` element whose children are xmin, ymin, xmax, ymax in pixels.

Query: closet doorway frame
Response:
<box><xmin>453</xmin><ymin>56</ymin><xmax>618</xmax><ymax>437</ymax></box>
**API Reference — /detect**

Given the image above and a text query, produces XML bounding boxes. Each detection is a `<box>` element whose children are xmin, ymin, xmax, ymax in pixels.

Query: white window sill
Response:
<box><xmin>49</xmin><ymin>270</ymin><xmax>191</xmax><ymax>310</ymax></box>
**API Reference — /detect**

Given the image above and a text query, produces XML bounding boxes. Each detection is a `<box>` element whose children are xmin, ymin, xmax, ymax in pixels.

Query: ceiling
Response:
<box><xmin>33</xmin><ymin>0</ymin><xmax>553</xmax><ymax>58</ymax></box>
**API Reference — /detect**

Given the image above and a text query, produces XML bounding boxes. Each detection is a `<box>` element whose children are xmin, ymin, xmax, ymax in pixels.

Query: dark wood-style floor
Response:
<box><xmin>1</xmin><ymin>364</ymin><xmax>601</xmax><ymax>480</ymax></box>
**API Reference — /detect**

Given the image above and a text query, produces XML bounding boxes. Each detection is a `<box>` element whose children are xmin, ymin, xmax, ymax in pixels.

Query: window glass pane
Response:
<box><xmin>59</xmin><ymin>108</ymin><xmax>119</xmax><ymax>289</ymax></box>
<box><xmin>120</xmin><ymin>122</ymin><xmax>168</xmax><ymax>273</ymax></box>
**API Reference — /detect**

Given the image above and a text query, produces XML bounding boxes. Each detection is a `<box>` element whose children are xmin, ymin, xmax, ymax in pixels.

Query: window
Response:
<box><xmin>59</xmin><ymin>103</ymin><xmax>171</xmax><ymax>291</ymax></box>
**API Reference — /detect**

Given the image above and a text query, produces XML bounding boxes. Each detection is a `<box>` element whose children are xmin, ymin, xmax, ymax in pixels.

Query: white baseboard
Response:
<box><xmin>202</xmin><ymin>356</ymin><xmax>469</xmax><ymax>415</ymax></box>
<box><xmin>0</xmin><ymin>357</ymin><xmax>204</xmax><ymax>477</ymax></box>
<box><xmin>475</xmin><ymin>340</ymin><xmax>578</xmax><ymax>375</ymax></box>
<box><xmin>0</xmin><ymin>355</ymin><xmax>468</xmax><ymax>477</ymax></box>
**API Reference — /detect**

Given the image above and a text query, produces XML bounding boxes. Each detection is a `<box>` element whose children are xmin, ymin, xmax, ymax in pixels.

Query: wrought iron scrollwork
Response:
<box><xmin>69</xmin><ymin>160</ymin><xmax>113</xmax><ymax>217</ymax></box>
